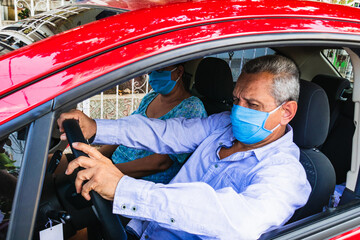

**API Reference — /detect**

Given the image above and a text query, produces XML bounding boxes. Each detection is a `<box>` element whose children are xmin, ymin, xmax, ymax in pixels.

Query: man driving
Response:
<box><xmin>58</xmin><ymin>55</ymin><xmax>311</xmax><ymax>239</ymax></box>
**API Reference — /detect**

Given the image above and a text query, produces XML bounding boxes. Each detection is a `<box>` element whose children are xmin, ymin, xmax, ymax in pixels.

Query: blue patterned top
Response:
<box><xmin>111</xmin><ymin>91</ymin><xmax>207</xmax><ymax>183</ymax></box>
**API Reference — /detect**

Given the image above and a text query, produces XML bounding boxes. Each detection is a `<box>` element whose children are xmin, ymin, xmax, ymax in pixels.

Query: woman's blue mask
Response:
<box><xmin>230</xmin><ymin>103</ymin><xmax>283</xmax><ymax>144</ymax></box>
<box><xmin>149</xmin><ymin>67</ymin><xmax>179</xmax><ymax>95</ymax></box>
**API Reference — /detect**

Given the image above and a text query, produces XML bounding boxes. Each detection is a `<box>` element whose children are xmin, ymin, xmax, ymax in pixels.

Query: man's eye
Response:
<box><xmin>249</xmin><ymin>103</ymin><xmax>259</xmax><ymax>109</ymax></box>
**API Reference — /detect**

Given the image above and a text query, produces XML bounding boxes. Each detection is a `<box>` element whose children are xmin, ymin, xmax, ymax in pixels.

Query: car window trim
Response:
<box><xmin>0</xmin><ymin>100</ymin><xmax>53</xmax><ymax>139</ymax></box>
<box><xmin>6</xmin><ymin>111</ymin><xmax>55</xmax><ymax>240</ymax></box>
<box><xmin>263</xmin><ymin>201</ymin><xmax>360</xmax><ymax>239</ymax></box>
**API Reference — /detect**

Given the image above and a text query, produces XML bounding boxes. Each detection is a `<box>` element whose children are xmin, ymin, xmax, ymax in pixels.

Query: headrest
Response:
<box><xmin>194</xmin><ymin>57</ymin><xmax>233</xmax><ymax>102</ymax></box>
<box><xmin>312</xmin><ymin>74</ymin><xmax>350</xmax><ymax>109</ymax></box>
<box><xmin>290</xmin><ymin>80</ymin><xmax>330</xmax><ymax>148</ymax></box>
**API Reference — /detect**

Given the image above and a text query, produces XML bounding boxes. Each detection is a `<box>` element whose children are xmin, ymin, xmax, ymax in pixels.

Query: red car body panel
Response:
<box><xmin>2</xmin><ymin>17</ymin><xmax>360</xmax><ymax>125</ymax></box>
<box><xmin>330</xmin><ymin>226</ymin><xmax>360</xmax><ymax>240</ymax></box>
<box><xmin>1</xmin><ymin>0</ymin><xmax>360</xmax><ymax>96</ymax></box>
<box><xmin>1</xmin><ymin>0</ymin><xmax>360</xmax><ymax>124</ymax></box>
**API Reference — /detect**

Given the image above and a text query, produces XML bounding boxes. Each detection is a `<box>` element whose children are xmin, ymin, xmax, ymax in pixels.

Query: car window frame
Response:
<box><xmin>6</xmin><ymin>111</ymin><xmax>55</xmax><ymax>240</ymax></box>
<box><xmin>4</xmin><ymin>33</ymin><xmax>360</xmax><ymax>240</ymax></box>
<box><xmin>52</xmin><ymin>40</ymin><xmax>360</xmax><ymax>240</ymax></box>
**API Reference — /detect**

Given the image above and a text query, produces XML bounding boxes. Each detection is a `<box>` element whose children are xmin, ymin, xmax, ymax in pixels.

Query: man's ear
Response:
<box><xmin>280</xmin><ymin>101</ymin><xmax>297</xmax><ymax>125</ymax></box>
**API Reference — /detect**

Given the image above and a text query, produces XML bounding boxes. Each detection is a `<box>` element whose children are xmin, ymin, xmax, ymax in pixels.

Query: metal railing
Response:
<box><xmin>78</xmin><ymin>76</ymin><xmax>150</xmax><ymax>119</ymax></box>
<box><xmin>0</xmin><ymin>0</ymin><xmax>71</xmax><ymax>26</ymax></box>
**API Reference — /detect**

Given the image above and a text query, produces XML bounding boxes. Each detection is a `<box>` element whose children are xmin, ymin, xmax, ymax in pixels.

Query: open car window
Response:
<box><xmin>322</xmin><ymin>49</ymin><xmax>354</xmax><ymax>83</ymax></box>
<box><xmin>77</xmin><ymin>75</ymin><xmax>150</xmax><ymax>120</ymax></box>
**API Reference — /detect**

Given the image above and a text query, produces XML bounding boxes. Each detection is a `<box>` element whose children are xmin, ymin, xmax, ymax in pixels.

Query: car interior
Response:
<box><xmin>1</xmin><ymin>45</ymin><xmax>359</xmax><ymax>239</ymax></box>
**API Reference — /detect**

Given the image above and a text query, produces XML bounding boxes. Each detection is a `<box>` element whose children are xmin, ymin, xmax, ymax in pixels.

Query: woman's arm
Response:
<box><xmin>115</xmin><ymin>154</ymin><xmax>173</xmax><ymax>178</ymax></box>
<box><xmin>97</xmin><ymin>145</ymin><xmax>118</xmax><ymax>158</ymax></box>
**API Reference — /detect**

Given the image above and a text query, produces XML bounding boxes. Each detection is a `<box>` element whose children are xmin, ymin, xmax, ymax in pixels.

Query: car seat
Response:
<box><xmin>288</xmin><ymin>80</ymin><xmax>336</xmax><ymax>222</ymax></box>
<box><xmin>312</xmin><ymin>74</ymin><xmax>351</xmax><ymax>132</ymax></box>
<box><xmin>311</xmin><ymin>74</ymin><xmax>354</xmax><ymax>184</ymax></box>
<box><xmin>193</xmin><ymin>57</ymin><xmax>234</xmax><ymax>115</ymax></box>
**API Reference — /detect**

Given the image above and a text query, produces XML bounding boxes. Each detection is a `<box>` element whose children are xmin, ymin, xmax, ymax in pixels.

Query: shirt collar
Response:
<box><xmin>252</xmin><ymin>125</ymin><xmax>294</xmax><ymax>161</ymax></box>
<box><xmin>218</xmin><ymin>124</ymin><xmax>294</xmax><ymax>162</ymax></box>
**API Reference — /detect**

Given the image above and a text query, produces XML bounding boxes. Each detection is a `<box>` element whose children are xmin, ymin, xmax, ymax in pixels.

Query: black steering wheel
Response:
<box><xmin>63</xmin><ymin>119</ymin><xmax>127</xmax><ymax>240</ymax></box>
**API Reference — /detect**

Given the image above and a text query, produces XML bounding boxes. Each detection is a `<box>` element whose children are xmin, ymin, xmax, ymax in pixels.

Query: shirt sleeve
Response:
<box><xmin>93</xmin><ymin>112</ymin><xmax>231</xmax><ymax>155</ymax></box>
<box><xmin>113</xmin><ymin>158</ymin><xmax>311</xmax><ymax>239</ymax></box>
<box><xmin>167</xmin><ymin>97</ymin><xmax>207</xmax><ymax>163</ymax></box>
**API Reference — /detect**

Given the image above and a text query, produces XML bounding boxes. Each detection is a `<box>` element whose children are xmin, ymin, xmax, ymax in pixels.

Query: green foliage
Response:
<box><xmin>0</xmin><ymin>153</ymin><xmax>16</xmax><ymax>170</ymax></box>
<box><xmin>18</xmin><ymin>8</ymin><xmax>30</xmax><ymax>20</ymax></box>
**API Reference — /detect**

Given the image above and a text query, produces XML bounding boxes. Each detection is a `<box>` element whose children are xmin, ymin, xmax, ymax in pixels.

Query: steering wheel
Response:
<box><xmin>63</xmin><ymin>119</ymin><xmax>127</xmax><ymax>240</ymax></box>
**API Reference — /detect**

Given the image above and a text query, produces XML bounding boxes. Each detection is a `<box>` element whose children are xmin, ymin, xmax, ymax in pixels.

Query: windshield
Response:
<box><xmin>0</xmin><ymin>5</ymin><xmax>125</xmax><ymax>56</ymax></box>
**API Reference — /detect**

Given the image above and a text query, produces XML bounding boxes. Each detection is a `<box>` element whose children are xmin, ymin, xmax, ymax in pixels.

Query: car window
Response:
<box><xmin>322</xmin><ymin>49</ymin><xmax>354</xmax><ymax>83</ymax></box>
<box><xmin>0</xmin><ymin>125</ymin><xmax>29</xmax><ymax>239</ymax></box>
<box><xmin>79</xmin><ymin>48</ymin><xmax>275</xmax><ymax>120</ymax></box>
<box><xmin>77</xmin><ymin>75</ymin><xmax>150</xmax><ymax>120</ymax></box>
<box><xmin>207</xmin><ymin>48</ymin><xmax>275</xmax><ymax>81</ymax></box>
<box><xmin>0</xmin><ymin>5</ymin><xmax>125</xmax><ymax>55</ymax></box>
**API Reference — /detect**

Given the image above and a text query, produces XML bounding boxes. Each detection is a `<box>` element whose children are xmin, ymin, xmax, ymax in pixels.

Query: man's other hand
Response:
<box><xmin>57</xmin><ymin>109</ymin><xmax>97</xmax><ymax>141</ymax></box>
<box><xmin>65</xmin><ymin>142</ymin><xmax>124</xmax><ymax>201</ymax></box>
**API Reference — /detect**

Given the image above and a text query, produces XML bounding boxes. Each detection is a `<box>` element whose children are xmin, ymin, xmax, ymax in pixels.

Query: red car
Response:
<box><xmin>1</xmin><ymin>0</ymin><xmax>360</xmax><ymax>239</ymax></box>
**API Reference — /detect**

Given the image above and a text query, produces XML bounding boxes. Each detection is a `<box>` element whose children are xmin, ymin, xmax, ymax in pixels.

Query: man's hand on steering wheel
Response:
<box><xmin>58</xmin><ymin>109</ymin><xmax>97</xmax><ymax>141</ymax></box>
<box><xmin>59</xmin><ymin>117</ymin><xmax>127</xmax><ymax>240</ymax></box>
<box><xmin>65</xmin><ymin>142</ymin><xmax>124</xmax><ymax>201</ymax></box>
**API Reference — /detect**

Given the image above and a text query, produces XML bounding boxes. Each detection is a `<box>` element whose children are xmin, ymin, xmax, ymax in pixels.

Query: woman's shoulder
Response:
<box><xmin>135</xmin><ymin>91</ymin><xmax>157</xmax><ymax>113</ymax></box>
<box><xmin>142</xmin><ymin>91</ymin><xmax>158</xmax><ymax>102</ymax></box>
<box><xmin>175</xmin><ymin>96</ymin><xmax>207</xmax><ymax>118</ymax></box>
<box><xmin>182</xmin><ymin>96</ymin><xmax>205</xmax><ymax>108</ymax></box>
<box><xmin>131</xmin><ymin>91</ymin><xmax>157</xmax><ymax>116</ymax></box>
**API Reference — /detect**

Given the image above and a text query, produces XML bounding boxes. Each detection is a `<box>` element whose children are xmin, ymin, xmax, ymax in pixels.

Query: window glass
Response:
<box><xmin>322</xmin><ymin>49</ymin><xmax>354</xmax><ymax>82</ymax></box>
<box><xmin>207</xmin><ymin>48</ymin><xmax>275</xmax><ymax>81</ymax></box>
<box><xmin>0</xmin><ymin>125</ymin><xmax>29</xmax><ymax>239</ymax></box>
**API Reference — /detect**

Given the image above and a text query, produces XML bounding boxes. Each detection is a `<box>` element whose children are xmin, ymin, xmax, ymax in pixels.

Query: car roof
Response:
<box><xmin>1</xmin><ymin>0</ymin><xmax>360</xmax><ymax>126</ymax></box>
<box><xmin>77</xmin><ymin>0</ymin><xmax>194</xmax><ymax>11</ymax></box>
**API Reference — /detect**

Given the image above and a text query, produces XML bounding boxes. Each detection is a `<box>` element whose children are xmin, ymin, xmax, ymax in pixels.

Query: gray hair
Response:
<box><xmin>242</xmin><ymin>55</ymin><xmax>300</xmax><ymax>105</ymax></box>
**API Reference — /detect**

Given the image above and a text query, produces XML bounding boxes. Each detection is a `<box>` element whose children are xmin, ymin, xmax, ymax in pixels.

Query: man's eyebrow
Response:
<box><xmin>243</xmin><ymin>97</ymin><xmax>262</xmax><ymax>105</ymax></box>
<box><xmin>244</xmin><ymin>97</ymin><xmax>263</xmax><ymax>106</ymax></box>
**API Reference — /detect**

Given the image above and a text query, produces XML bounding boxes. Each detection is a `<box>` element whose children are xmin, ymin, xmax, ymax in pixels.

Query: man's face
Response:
<box><xmin>232</xmin><ymin>72</ymin><xmax>283</xmax><ymax>131</ymax></box>
<box><xmin>233</xmin><ymin>72</ymin><xmax>277</xmax><ymax>111</ymax></box>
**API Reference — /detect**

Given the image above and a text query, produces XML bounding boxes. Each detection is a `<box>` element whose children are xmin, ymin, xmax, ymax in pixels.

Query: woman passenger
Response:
<box><xmin>99</xmin><ymin>63</ymin><xmax>207</xmax><ymax>184</ymax></box>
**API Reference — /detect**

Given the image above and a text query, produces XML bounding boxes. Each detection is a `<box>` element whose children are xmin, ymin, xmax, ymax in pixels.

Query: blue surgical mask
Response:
<box><xmin>230</xmin><ymin>103</ymin><xmax>283</xmax><ymax>144</ymax></box>
<box><xmin>149</xmin><ymin>67</ymin><xmax>179</xmax><ymax>95</ymax></box>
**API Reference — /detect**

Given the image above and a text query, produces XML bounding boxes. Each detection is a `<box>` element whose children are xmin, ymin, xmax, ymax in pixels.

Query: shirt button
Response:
<box><xmin>121</xmin><ymin>204</ymin><xmax>126</xmax><ymax>210</ymax></box>
<box><xmin>215</xmin><ymin>164</ymin><xmax>218</xmax><ymax>168</ymax></box>
<box><xmin>219</xmin><ymin>142</ymin><xmax>223</xmax><ymax>146</ymax></box>
<box><xmin>132</xmin><ymin>206</ymin><xmax>137</xmax><ymax>211</ymax></box>
<box><xmin>170</xmin><ymin>218</ymin><xmax>175</xmax><ymax>223</ymax></box>
<box><xmin>145</xmin><ymin>235</ymin><xmax>149</xmax><ymax>239</ymax></box>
